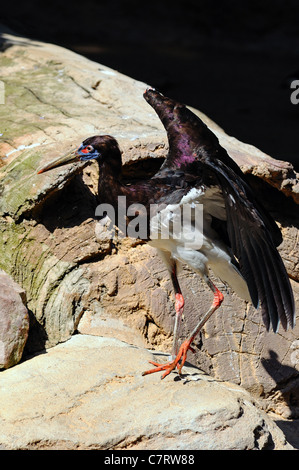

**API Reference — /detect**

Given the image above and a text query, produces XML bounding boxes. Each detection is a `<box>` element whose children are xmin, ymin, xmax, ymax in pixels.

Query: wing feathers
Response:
<box><xmin>248</xmin><ymin>235</ymin><xmax>281</xmax><ymax>332</ymax></box>
<box><xmin>263</xmin><ymin>242</ymin><xmax>295</xmax><ymax>328</ymax></box>
<box><xmin>220</xmin><ymin>170</ymin><xmax>295</xmax><ymax>332</ymax></box>
<box><xmin>144</xmin><ymin>88</ymin><xmax>295</xmax><ymax>332</ymax></box>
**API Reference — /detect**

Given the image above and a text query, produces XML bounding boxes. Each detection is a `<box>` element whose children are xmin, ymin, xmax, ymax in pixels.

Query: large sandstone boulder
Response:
<box><xmin>0</xmin><ymin>335</ymin><xmax>293</xmax><ymax>450</ymax></box>
<box><xmin>0</xmin><ymin>27</ymin><xmax>298</xmax><ymax>427</ymax></box>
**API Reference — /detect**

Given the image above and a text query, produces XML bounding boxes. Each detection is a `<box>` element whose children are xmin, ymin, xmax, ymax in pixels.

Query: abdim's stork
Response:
<box><xmin>38</xmin><ymin>89</ymin><xmax>295</xmax><ymax>379</ymax></box>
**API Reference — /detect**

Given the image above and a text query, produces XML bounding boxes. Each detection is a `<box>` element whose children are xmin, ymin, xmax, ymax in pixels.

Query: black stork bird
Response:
<box><xmin>38</xmin><ymin>88</ymin><xmax>295</xmax><ymax>379</ymax></box>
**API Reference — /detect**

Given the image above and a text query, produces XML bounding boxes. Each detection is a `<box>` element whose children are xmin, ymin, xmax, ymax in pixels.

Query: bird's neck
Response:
<box><xmin>97</xmin><ymin>157</ymin><xmax>124</xmax><ymax>205</ymax></box>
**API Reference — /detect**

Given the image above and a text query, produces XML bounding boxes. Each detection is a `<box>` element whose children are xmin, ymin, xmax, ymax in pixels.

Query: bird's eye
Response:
<box><xmin>81</xmin><ymin>145</ymin><xmax>94</xmax><ymax>154</ymax></box>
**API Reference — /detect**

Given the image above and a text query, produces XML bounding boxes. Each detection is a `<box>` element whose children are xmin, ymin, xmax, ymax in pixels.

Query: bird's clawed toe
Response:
<box><xmin>142</xmin><ymin>360</ymin><xmax>177</xmax><ymax>379</ymax></box>
<box><xmin>142</xmin><ymin>339</ymin><xmax>194</xmax><ymax>379</ymax></box>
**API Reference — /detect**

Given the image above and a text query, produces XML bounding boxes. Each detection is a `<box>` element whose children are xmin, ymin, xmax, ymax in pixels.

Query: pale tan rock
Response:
<box><xmin>0</xmin><ymin>270</ymin><xmax>29</xmax><ymax>368</ymax></box>
<box><xmin>0</xmin><ymin>335</ymin><xmax>293</xmax><ymax>450</ymax></box>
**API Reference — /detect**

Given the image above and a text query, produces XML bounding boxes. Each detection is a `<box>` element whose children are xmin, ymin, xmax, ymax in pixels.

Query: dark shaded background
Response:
<box><xmin>1</xmin><ymin>0</ymin><xmax>299</xmax><ymax>169</ymax></box>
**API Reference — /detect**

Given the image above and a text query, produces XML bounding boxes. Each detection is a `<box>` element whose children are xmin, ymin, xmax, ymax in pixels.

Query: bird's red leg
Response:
<box><xmin>171</xmin><ymin>265</ymin><xmax>185</xmax><ymax>357</ymax></box>
<box><xmin>174</xmin><ymin>282</ymin><xmax>224</xmax><ymax>375</ymax></box>
<box><xmin>142</xmin><ymin>278</ymin><xmax>224</xmax><ymax>379</ymax></box>
<box><xmin>167</xmin><ymin>292</ymin><xmax>185</xmax><ymax>357</ymax></box>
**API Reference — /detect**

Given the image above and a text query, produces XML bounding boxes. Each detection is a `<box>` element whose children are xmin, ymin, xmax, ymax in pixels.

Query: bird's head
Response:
<box><xmin>38</xmin><ymin>135</ymin><xmax>121</xmax><ymax>174</ymax></box>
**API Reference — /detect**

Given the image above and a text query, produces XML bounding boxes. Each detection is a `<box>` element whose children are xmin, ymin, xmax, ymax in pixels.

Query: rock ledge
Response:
<box><xmin>0</xmin><ymin>335</ymin><xmax>293</xmax><ymax>450</ymax></box>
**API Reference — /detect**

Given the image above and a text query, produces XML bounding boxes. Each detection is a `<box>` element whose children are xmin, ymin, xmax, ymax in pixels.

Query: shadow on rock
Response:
<box><xmin>261</xmin><ymin>349</ymin><xmax>299</xmax><ymax>448</ymax></box>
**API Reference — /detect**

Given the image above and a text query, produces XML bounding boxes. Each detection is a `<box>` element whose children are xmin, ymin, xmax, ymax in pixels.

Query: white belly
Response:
<box><xmin>149</xmin><ymin>217</ymin><xmax>250</xmax><ymax>303</ymax></box>
<box><xmin>148</xmin><ymin>185</ymin><xmax>250</xmax><ymax>302</ymax></box>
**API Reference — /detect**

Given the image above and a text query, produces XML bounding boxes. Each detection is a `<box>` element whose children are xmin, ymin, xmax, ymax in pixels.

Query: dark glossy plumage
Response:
<box><xmin>85</xmin><ymin>90</ymin><xmax>295</xmax><ymax>332</ymax></box>
<box><xmin>38</xmin><ymin>88</ymin><xmax>295</xmax><ymax>377</ymax></box>
<box><xmin>147</xmin><ymin>89</ymin><xmax>295</xmax><ymax>331</ymax></box>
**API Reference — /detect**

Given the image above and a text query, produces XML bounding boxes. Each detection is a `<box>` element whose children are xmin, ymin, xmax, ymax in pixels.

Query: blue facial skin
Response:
<box><xmin>77</xmin><ymin>144</ymin><xmax>100</xmax><ymax>161</ymax></box>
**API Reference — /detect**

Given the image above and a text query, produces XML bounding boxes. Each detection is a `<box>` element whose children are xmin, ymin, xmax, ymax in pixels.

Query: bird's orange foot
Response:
<box><xmin>142</xmin><ymin>339</ymin><xmax>195</xmax><ymax>379</ymax></box>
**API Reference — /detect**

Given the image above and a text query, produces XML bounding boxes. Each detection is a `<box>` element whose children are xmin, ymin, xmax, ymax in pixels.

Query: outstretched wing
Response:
<box><xmin>144</xmin><ymin>88</ymin><xmax>282</xmax><ymax>245</ymax></box>
<box><xmin>144</xmin><ymin>88</ymin><xmax>295</xmax><ymax>331</ymax></box>
<box><xmin>144</xmin><ymin>88</ymin><xmax>245</xmax><ymax>178</ymax></box>
<box><xmin>206</xmin><ymin>157</ymin><xmax>295</xmax><ymax>332</ymax></box>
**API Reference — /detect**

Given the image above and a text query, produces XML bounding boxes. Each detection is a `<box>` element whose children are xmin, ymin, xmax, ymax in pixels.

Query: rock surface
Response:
<box><xmin>0</xmin><ymin>27</ymin><xmax>298</xmax><ymax>433</ymax></box>
<box><xmin>0</xmin><ymin>269</ymin><xmax>29</xmax><ymax>368</ymax></box>
<box><xmin>0</xmin><ymin>335</ymin><xmax>293</xmax><ymax>450</ymax></box>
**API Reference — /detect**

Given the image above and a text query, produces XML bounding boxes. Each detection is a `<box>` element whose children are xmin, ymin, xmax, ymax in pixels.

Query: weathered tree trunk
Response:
<box><xmin>0</xmin><ymin>30</ymin><xmax>298</xmax><ymax>417</ymax></box>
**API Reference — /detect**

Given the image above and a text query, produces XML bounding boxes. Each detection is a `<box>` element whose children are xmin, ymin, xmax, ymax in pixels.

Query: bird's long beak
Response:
<box><xmin>37</xmin><ymin>149</ymin><xmax>80</xmax><ymax>174</ymax></box>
